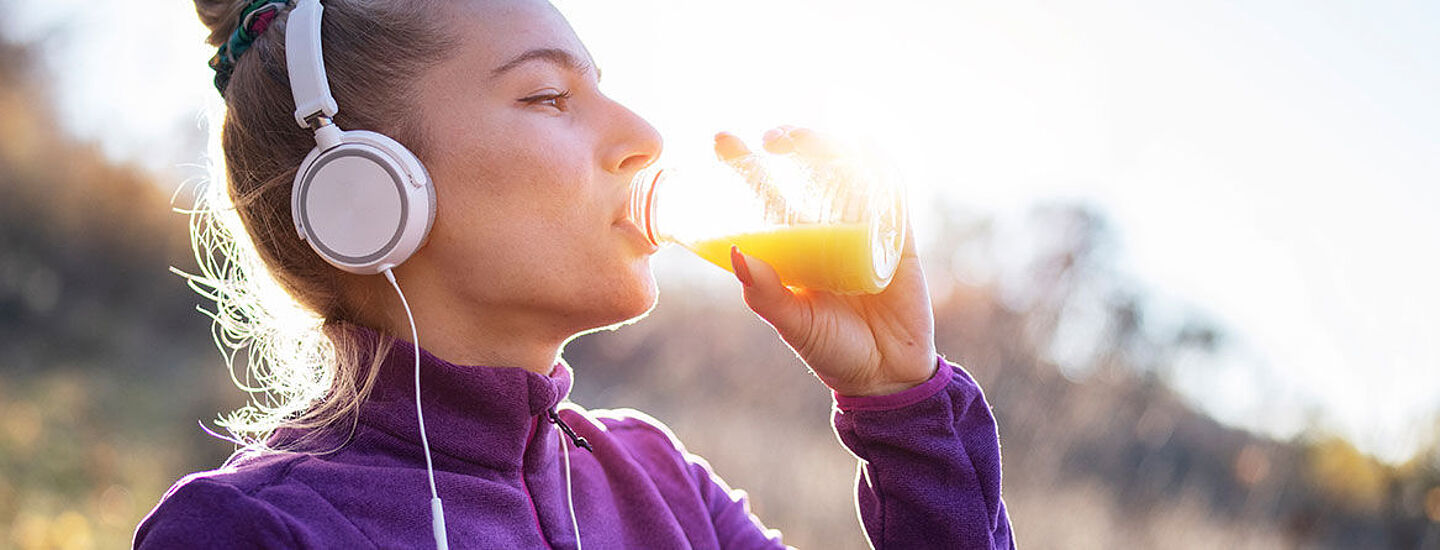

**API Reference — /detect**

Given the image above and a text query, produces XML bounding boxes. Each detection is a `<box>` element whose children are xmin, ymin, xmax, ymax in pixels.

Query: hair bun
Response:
<box><xmin>194</xmin><ymin>0</ymin><xmax>253</xmax><ymax>47</ymax></box>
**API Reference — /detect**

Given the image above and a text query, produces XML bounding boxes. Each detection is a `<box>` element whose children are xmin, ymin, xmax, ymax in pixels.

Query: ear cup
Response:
<box><xmin>292</xmin><ymin>129</ymin><xmax>437</xmax><ymax>274</ymax></box>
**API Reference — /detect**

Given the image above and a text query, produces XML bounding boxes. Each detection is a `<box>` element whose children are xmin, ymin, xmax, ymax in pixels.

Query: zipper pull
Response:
<box><xmin>547</xmin><ymin>407</ymin><xmax>594</xmax><ymax>453</ymax></box>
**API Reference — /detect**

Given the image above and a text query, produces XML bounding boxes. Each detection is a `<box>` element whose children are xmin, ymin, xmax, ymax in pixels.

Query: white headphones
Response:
<box><xmin>280</xmin><ymin>5</ymin><xmax>584</xmax><ymax>549</ymax></box>
<box><xmin>284</xmin><ymin>2</ymin><xmax>450</xmax><ymax>549</ymax></box>
<box><xmin>286</xmin><ymin>0</ymin><xmax>436</xmax><ymax>275</ymax></box>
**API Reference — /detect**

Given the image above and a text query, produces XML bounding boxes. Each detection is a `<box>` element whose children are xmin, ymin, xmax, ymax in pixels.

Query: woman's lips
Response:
<box><xmin>615</xmin><ymin>217</ymin><xmax>659</xmax><ymax>255</ymax></box>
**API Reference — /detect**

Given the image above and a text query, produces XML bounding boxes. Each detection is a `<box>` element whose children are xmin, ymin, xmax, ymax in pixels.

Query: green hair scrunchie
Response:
<box><xmin>208</xmin><ymin>0</ymin><xmax>291</xmax><ymax>95</ymax></box>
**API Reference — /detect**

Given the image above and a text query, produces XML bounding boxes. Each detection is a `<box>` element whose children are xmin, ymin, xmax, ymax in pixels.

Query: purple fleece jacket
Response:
<box><xmin>135</xmin><ymin>337</ymin><xmax>1013</xmax><ymax>549</ymax></box>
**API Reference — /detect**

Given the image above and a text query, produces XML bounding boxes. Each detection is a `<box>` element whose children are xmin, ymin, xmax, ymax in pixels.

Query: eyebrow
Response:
<box><xmin>490</xmin><ymin>47</ymin><xmax>601</xmax><ymax>81</ymax></box>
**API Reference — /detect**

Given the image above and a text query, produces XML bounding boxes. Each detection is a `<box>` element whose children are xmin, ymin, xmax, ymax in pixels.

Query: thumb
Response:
<box><xmin>729</xmin><ymin>246</ymin><xmax>809</xmax><ymax>336</ymax></box>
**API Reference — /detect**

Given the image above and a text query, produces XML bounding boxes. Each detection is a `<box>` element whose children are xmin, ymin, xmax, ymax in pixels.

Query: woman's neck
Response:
<box><xmin>403</xmin><ymin>311</ymin><xmax>564</xmax><ymax>374</ymax></box>
<box><xmin>355</xmin><ymin>271</ymin><xmax>569</xmax><ymax>375</ymax></box>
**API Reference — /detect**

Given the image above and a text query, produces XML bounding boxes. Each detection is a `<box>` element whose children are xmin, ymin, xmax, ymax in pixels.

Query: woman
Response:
<box><xmin>137</xmin><ymin>0</ymin><xmax>1013</xmax><ymax>547</ymax></box>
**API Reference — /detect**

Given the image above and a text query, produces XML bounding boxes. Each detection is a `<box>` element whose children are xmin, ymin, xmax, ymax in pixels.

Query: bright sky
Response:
<box><xmin>5</xmin><ymin>0</ymin><xmax>1437</xmax><ymax>463</ymax></box>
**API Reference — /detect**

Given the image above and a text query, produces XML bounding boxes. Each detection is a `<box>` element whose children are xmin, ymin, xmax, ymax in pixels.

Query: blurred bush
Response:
<box><xmin>2</xmin><ymin>25</ymin><xmax>1439</xmax><ymax>550</ymax></box>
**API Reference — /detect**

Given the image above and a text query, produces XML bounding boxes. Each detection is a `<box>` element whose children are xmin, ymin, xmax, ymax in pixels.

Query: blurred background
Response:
<box><xmin>1</xmin><ymin>0</ymin><xmax>1438</xmax><ymax>548</ymax></box>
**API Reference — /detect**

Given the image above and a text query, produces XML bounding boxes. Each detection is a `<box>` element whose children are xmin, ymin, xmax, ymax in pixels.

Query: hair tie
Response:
<box><xmin>209</xmin><ymin>0</ymin><xmax>291</xmax><ymax>95</ymax></box>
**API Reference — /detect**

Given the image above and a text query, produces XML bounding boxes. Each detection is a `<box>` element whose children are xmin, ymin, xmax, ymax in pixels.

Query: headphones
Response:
<box><xmin>284</xmin><ymin>2</ymin><xmax>450</xmax><ymax>549</ymax></box>
<box><xmin>286</xmin><ymin>0</ymin><xmax>436</xmax><ymax>275</ymax></box>
<box><xmin>280</xmin><ymin>5</ymin><xmax>586</xmax><ymax>549</ymax></box>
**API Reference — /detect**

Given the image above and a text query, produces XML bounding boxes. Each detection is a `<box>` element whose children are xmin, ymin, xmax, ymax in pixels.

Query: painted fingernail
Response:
<box><xmin>730</xmin><ymin>246</ymin><xmax>754</xmax><ymax>287</ymax></box>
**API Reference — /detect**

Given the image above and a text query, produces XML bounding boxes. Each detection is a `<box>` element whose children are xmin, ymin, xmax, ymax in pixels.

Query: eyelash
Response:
<box><xmin>520</xmin><ymin>90</ymin><xmax>573</xmax><ymax>110</ymax></box>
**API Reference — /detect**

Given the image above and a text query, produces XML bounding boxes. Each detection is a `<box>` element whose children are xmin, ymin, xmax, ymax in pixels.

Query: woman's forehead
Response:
<box><xmin>445</xmin><ymin>0</ymin><xmax>594</xmax><ymax>72</ymax></box>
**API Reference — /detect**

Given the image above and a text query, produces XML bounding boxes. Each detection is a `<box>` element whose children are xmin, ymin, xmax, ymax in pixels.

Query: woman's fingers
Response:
<box><xmin>761</xmin><ymin>125</ymin><xmax>799</xmax><ymax>154</ymax></box>
<box><xmin>721</xmin><ymin>126</ymin><xmax>844</xmax><ymax>164</ymax></box>
<box><xmin>716</xmin><ymin>131</ymin><xmax>800</xmax><ymax>221</ymax></box>
<box><xmin>714</xmin><ymin>131</ymin><xmax>764</xmax><ymax>177</ymax></box>
<box><xmin>715</xmin><ymin>126</ymin><xmax>859</xmax><ymax>226</ymax></box>
<box><xmin>714</xmin><ymin>132</ymin><xmax>751</xmax><ymax>162</ymax></box>
<box><xmin>730</xmin><ymin>247</ymin><xmax>808</xmax><ymax>341</ymax></box>
<box><xmin>763</xmin><ymin>126</ymin><xmax>842</xmax><ymax>160</ymax></box>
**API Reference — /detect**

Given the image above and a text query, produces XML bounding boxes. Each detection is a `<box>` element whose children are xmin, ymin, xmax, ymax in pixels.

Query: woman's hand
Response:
<box><xmin>715</xmin><ymin>127</ymin><xmax>938</xmax><ymax>397</ymax></box>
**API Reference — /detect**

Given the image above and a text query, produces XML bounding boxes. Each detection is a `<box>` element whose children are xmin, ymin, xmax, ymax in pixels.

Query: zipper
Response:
<box><xmin>547</xmin><ymin>407</ymin><xmax>593</xmax><ymax>452</ymax></box>
<box><xmin>523</xmin><ymin>408</ymin><xmax>591</xmax><ymax>549</ymax></box>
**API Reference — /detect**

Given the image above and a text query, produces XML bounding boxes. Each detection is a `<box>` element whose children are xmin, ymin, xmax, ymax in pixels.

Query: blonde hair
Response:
<box><xmin>183</xmin><ymin>0</ymin><xmax>454</xmax><ymax>449</ymax></box>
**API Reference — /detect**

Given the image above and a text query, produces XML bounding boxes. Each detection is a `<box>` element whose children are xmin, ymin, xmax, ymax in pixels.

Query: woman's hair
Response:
<box><xmin>186</xmin><ymin>0</ymin><xmax>455</xmax><ymax>449</ymax></box>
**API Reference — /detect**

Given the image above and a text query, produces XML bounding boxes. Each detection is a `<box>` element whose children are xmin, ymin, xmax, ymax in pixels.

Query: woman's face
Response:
<box><xmin>408</xmin><ymin>0</ymin><xmax>663</xmax><ymax>336</ymax></box>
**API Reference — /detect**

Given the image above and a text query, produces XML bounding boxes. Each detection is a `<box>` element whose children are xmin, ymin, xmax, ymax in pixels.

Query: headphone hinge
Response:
<box><xmin>308</xmin><ymin>117</ymin><xmax>342</xmax><ymax>151</ymax></box>
<box><xmin>304</xmin><ymin>114</ymin><xmax>333</xmax><ymax>131</ymax></box>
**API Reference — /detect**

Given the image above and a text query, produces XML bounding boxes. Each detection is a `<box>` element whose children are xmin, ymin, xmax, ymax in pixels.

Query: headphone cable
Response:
<box><xmin>558</xmin><ymin>413</ymin><xmax>584</xmax><ymax>550</ymax></box>
<box><xmin>383</xmin><ymin>269</ymin><xmax>449</xmax><ymax>550</ymax></box>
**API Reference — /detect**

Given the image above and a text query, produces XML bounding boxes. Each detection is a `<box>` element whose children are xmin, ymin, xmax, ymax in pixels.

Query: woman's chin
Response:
<box><xmin>609</xmin><ymin>271</ymin><xmax>660</xmax><ymax>324</ymax></box>
<box><xmin>571</xmin><ymin>268</ymin><xmax>658</xmax><ymax>334</ymax></box>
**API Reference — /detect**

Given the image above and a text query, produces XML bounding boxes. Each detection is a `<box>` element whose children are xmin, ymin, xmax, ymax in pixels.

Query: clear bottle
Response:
<box><xmin>628</xmin><ymin>152</ymin><xmax>906</xmax><ymax>295</ymax></box>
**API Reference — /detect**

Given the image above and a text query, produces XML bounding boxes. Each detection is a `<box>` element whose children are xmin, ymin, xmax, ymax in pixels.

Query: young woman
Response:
<box><xmin>137</xmin><ymin>0</ymin><xmax>1013</xmax><ymax>547</ymax></box>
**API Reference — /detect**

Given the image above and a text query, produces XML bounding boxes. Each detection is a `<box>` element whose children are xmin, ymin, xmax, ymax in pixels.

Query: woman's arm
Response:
<box><xmin>592</xmin><ymin>409</ymin><xmax>789</xmax><ymax>549</ymax></box>
<box><xmin>718</xmin><ymin>127</ymin><xmax>939</xmax><ymax>399</ymax></box>
<box><xmin>134</xmin><ymin>478</ymin><xmax>299</xmax><ymax>548</ymax></box>
<box><xmin>832</xmin><ymin>357</ymin><xmax>1014</xmax><ymax>548</ymax></box>
<box><xmin>718</xmin><ymin>127</ymin><xmax>1012</xmax><ymax>548</ymax></box>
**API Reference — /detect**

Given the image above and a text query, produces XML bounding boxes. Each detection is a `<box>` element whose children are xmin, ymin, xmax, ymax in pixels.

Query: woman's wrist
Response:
<box><xmin>833</xmin><ymin>353</ymin><xmax>940</xmax><ymax>398</ymax></box>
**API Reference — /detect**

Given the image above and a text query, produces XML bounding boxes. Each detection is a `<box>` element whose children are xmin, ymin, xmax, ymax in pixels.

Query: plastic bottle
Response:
<box><xmin>628</xmin><ymin>152</ymin><xmax>906</xmax><ymax>295</ymax></box>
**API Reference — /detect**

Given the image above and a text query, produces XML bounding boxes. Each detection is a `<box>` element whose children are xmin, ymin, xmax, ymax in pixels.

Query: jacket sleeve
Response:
<box><xmin>615</xmin><ymin>410</ymin><xmax>789</xmax><ymax>549</ymax></box>
<box><xmin>831</xmin><ymin>357</ymin><xmax>1014</xmax><ymax>549</ymax></box>
<box><xmin>683</xmin><ymin>451</ymin><xmax>791</xmax><ymax>550</ymax></box>
<box><xmin>133</xmin><ymin>477</ymin><xmax>298</xmax><ymax>549</ymax></box>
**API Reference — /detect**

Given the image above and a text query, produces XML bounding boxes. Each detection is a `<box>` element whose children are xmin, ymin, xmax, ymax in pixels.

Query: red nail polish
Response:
<box><xmin>730</xmin><ymin>246</ymin><xmax>754</xmax><ymax>287</ymax></box>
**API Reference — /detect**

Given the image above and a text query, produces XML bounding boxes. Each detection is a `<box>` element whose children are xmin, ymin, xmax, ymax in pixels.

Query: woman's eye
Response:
<box><xmin>520</xmin><ymin>90</ymin><xmax>572</xmax><ymax>110</ymax></box>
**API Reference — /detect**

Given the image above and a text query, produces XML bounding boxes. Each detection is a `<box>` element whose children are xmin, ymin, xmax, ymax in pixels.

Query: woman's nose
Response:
<box><xmin>602</xmin><ymin>101</ymin><xmax>663</xmax><ymax>175</ymax></box>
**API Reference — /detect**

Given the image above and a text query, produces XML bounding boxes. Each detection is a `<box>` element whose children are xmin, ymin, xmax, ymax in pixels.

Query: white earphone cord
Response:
<box><xmin>382</xmin><ymin>269</ymin><xmax>448</xmax><ymax>550</ymax></box>
<box><xmin>386</xmin><ymin>269</ymin><xmax>579</xmax><ymax>549</ymax></box>
<box><xmin>560</xmin><ymin>426</ymin><xmax>583</xmax><ymax>550</ymax></box>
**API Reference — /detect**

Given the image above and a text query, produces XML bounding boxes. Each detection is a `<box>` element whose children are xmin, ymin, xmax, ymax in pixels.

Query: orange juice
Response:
<box><xmin>686</xmin><ymin>222</ymin><xmax>896</xmax><ymax>294</ymax></box>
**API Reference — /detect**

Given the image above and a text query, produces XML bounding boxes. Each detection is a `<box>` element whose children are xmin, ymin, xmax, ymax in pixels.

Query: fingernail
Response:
<box><xmin>762</xmin><ymin>127</ymin><xmax>785</xmax><ymax>142</ymax></box>
<box><xmin>730</xmin><ymin>246</ymin><xmax>754</xmax><ymax>287</ymax></box>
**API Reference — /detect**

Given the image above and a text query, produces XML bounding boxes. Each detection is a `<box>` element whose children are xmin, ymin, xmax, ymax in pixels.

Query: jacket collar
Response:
<box><xmin>349</xmin><ymin>329</ymin><xmax>572</xmax><ymax>471</ymax></box>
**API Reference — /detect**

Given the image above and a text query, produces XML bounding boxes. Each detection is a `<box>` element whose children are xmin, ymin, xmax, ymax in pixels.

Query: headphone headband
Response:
<box><xmin>284</xmin><ymin>0</ymin><xmax>435</xmax><ymax>277</ymax></box>
<box><xmin>286</xmin><ymin>0</ymin><xmax>339</xmax><ymax>128</ymax></box>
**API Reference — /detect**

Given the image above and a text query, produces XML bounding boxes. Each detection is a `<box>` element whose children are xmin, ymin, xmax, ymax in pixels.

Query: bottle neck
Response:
<box><xmin>628</xmin><ymin>167</ymin><xmax>664</xmax><ymax>247</ymax></box>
